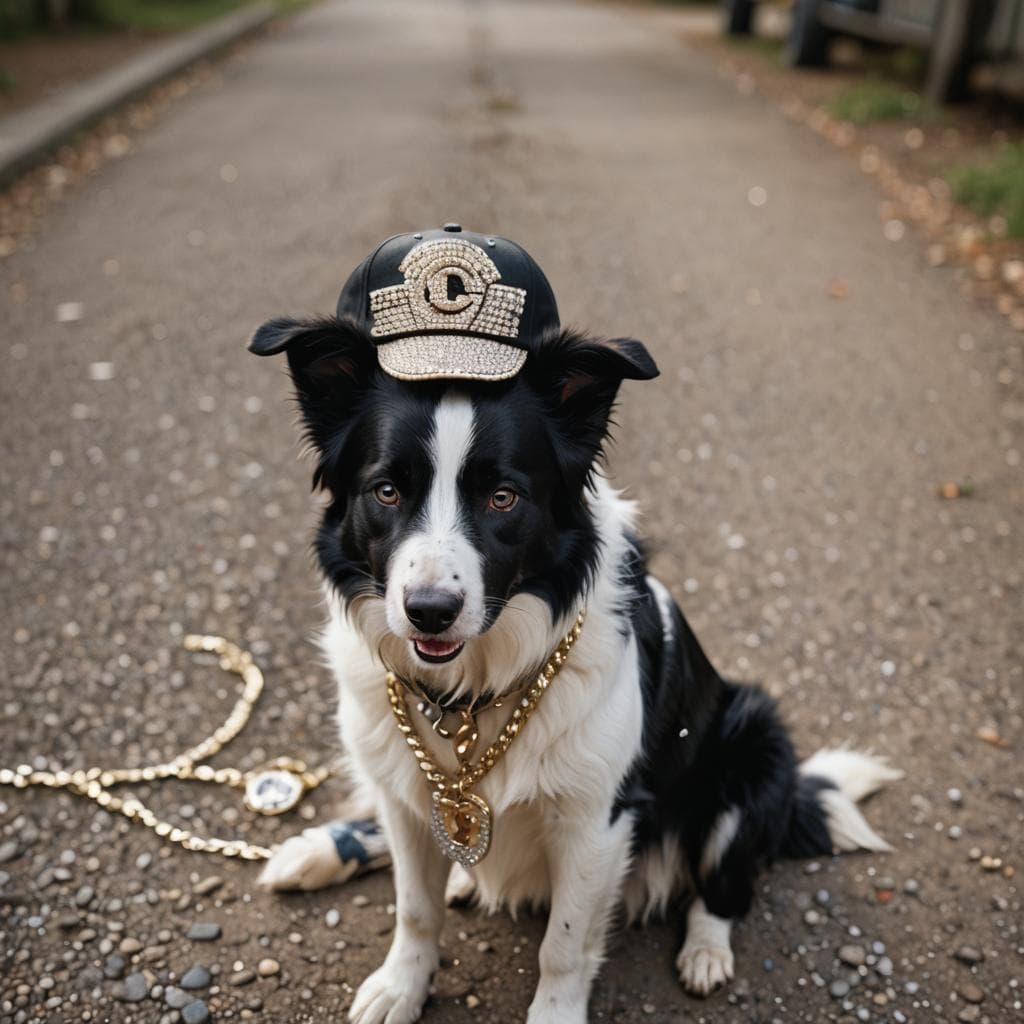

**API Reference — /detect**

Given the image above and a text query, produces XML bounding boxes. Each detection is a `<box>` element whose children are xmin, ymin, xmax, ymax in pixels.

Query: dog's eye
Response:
<box><xmin>374</xmin><ymin>482</ymin><xmax>400</xmax><ymax>507</ymax></box>
<box><xmin>488</xmin><ymin>488</ymin><xmax>518</xmax><ymax>512</ymax></box>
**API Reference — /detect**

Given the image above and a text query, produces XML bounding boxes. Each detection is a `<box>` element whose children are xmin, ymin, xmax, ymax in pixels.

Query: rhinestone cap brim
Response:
<box><xmin>377</xmin><ymin>335</ymin><xmax>527</xmax><ymax>382</ymax></box>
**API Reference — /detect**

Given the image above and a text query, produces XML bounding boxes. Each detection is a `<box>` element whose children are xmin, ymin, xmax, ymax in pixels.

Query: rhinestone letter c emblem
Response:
<box><xmin>369</xmin><ymin>238</ymin><xmax>527</xmax><ymax>340</ymax></box>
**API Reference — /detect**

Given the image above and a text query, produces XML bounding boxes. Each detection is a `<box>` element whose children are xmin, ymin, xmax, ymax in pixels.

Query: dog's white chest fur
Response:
<box><xmin>320</xmin><ymin>478</ymin><xmax>645</xmax><ymax>914</ymax></box>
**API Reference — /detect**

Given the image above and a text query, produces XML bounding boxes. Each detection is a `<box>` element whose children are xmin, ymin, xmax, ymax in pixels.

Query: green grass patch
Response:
<box><xmin>827</xmin><ymin>80</ymin><xmax>935</xmax><ymax>124</ymax></box>
<box><xmin>949</xmin><ymin>145</ymin><xmax>1024</xmax><ymax>239</ymax></box>
<box><xmin>89</xmin><ymin>0</ymin><xmax>252</xmax><ymax>33</ymax></box>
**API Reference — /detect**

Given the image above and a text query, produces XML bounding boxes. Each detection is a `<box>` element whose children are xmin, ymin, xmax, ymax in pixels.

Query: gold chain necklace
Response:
<box><xmin>0</xmin><ymin>634</ymin><xmax>332</xmax><ymax>861</ymax></box>
<box><xmin>387</xmin><ymin>611</ymin><xmax>585</xmax><ymax>867</ymax></box>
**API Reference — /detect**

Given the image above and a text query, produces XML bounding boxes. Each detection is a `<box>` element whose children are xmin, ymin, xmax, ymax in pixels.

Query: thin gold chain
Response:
<box><xmin>387</xmin><ymin>611</ymin><xmax>585</xmax><ymax>799</ymax></box>
<box><xmin>0</xmin><ymin>635</ymin><xmax>332</xmax><ymax>861</ymax></box>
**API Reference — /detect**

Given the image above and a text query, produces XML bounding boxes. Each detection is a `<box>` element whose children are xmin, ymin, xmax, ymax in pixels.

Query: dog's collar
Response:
<box><xmin>389</xmin><ymin>673</ymin><xmax>524</xmax><ymax>737</ymax></box>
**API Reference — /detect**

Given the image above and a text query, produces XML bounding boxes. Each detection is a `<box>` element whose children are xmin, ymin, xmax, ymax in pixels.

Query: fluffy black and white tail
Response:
<box><xmin>784</xmin><ymin>749</ymin><xmax>903</xmax><ymax>859</ymax></box>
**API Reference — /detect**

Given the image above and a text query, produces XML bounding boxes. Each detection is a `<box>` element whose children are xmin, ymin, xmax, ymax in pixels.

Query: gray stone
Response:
<box><xmin>103</xmin><ymin>954</ymin><xmax>126</xmax><ymax>980</ymax></box>
<box><xmin>179</xmin><ymin>966</ymin><xmax>211</xmax><ymax>990</ymax></box>
<box><xmin>186</xmin><ymin>922</ymin><xmax>221</xmax><ymax>942</ymax></box>
<box><xmin>165</xmin><ymin>986</ymin><xmax>191</xmax><ymax>1009</ymax></box>
<box><xmin>192</xmin><ymin>876</ymin><xmax>223</xmax><ymax>896</ymax></box>
<box><xmin>118</xmin><ymin>973</ymin><xmax>149</xmax><ymax>1002</ymax></box>
<box><xmin>182</xmin><ymin>1000</ymin><xmax>210</xmax><ymax>1024</ymax></box>
<box><xmin>829</xmin><ymin>980</ymin><xmax>850</xmax><ymax>999</ymax></box>
<box><xmin>74</xmin><ymin>885</ymin><xmax>94</xmax><ymax>908</ymax></box>
<box><xmin>0</xmin><ymin>840</ymin><xmax>19</xmax><ymax>864</ymax></box>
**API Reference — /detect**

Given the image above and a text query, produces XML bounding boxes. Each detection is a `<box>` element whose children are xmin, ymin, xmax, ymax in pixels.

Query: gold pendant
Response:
<box><xmin>429</xmin><ymin>790</ymin><xmax>491</xmax><ymax>866</ymax></box>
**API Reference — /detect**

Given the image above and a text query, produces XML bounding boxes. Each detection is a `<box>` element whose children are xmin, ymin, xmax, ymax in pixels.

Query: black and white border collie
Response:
<box><xmin>252</xmin><ymin>315</ymin><xmax>899</xmax><ymax>1024</ymax></box>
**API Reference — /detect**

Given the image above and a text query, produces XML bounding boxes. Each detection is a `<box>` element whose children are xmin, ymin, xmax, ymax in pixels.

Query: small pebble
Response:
<box><xmin>118</xmin><ymin>973</ymin><xmax>149</xmax><ymax>1003</ymax></box>
<box><xmin>948</xmin><ymin>787</ymin><xmax>963</xmax><ymax>804</ymax></box>
<box><xmin>466</xmin><ymin>993</ymin><xmax>481</xmax><ymax>1009</ymax></box>
<box><xmin>165</xmin><ymin>986</ymin><xmax>190</xmax><ymax>1009</ymax></box>
<box><xmin>0</xmin><ymin>840</ymin><xmax>20</xmax><ymax>863</ymax></box>
<box><xmin>958</xmin><ymin>1006</ymin><xmax>981</xmax><ymax>1023</ymax></box>
<box><xmin>325</xmin><ymin>908</ymin><xmax>341</xmax><ymax>928</ymax></box>
<box><xmin>119</xmin><ymin>937</ymin><xmax>142</xmax><ymax>955</ymax></box>
<box><xmin>103</xmin><ymin>954</ymin><xmax>126</xmax><ymax>980</ymax></box>
<box><xmin>257</xmin><ymin>958</ymin><xmax>280</xmax><ymax>978</ymax></box>
<box><xmin>180</xmin><ymin>965</ymin><xmax>212</xmax><ymax>990</ymax></box>
<box><xmin>803</xmin><ymin>909</ymin><xmax>822</xmax><ymax>926</ymax></box>
<box><xmin>182</xmin><ymin>1000</ymin><xmax>210</xmax><ymax>1024</ymax></box>
<box><xmin>954</xmin><ymin>945</ymin><xmax>985</xmax><ymax>965</ymax></box>
<box><xmin>903</xmin><ymin>878</ymin><xmax>920</xmax><ymax>895</ymax></box>
<box><xmin>193</xmin><ymin>876</ymin><xmax>224</xmax><ymax>896</ymax></box>
<box><xmin>74</xmin><ymin>884</ymin><xmax>95</xmax><ymax>907</ymax></box>
<box><xmin>352</xmin><ymin>894</ymin><xmax>370</xmax><ymax>907</ymax></box>
<box><xmin>839</xmin><ymin>944</ymin><xmax>866</xmax><ymax>967</ymax></box>
<box><xmin>830</xmin><ymin>979</ymin><xmax>850</xmax><ymax>999</ymax></box>
<box><xmin>958</xmin><ymin>982</ymin><xmax>985</xmax><ymax>1004</ymax></box>
<box><xmin>230</xmin><ymin>969</ymin><xmax>257</xmax><ymax>986</ymax></box>
<box><xmin>187</xmin><ymin>922</ymin><xmax>221</xmax><ymax>942</ymax></box>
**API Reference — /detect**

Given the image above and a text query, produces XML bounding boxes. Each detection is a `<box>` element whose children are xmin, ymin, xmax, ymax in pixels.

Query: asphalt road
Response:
<box><xmin>2</xmin><ymin>1</ymin><xmax>1022</xmax><ymax>1022</ymax></box>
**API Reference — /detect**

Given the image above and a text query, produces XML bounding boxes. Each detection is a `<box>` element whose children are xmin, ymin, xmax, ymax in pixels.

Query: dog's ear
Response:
<box><xmin>528</xmin><ymin>329</ymin><xmax>659</xmax><ymax>480</ymax></box>
<box><xmin>248</xmin><ymin>314</ymin><xmax>378</xmax><ymax>454</ymax></box>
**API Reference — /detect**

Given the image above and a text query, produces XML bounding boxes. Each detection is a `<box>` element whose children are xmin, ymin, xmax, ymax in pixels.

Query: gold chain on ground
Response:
<box><xmin>0</xmin><ymin>635</ymin><xmax>332</xmax><ymax>861</ymax></box>
<box><xmin>387</xmin><ymin>611</ymin><xmax>585</xmax><ymax>799</ymax></box>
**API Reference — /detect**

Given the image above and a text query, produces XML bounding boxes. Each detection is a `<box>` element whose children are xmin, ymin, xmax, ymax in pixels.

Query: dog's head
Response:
<box><xmin>249</xmin><ymin>315</ymin><xmax>657</xmax><ymax>675</ymax></box>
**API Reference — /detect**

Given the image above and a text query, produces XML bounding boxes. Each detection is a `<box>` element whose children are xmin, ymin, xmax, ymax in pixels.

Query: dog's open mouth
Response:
<box><xmin>412</xmin><ymin>638</ymin><xmax>465</xmax><ymax>664</ymax></box>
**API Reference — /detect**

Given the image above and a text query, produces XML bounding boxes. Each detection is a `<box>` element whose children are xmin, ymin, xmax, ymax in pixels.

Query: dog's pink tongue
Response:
<box><xmin>414</xmin><ymin>638</ymin><xmax>461</xmax><ymax>657</ymax></box>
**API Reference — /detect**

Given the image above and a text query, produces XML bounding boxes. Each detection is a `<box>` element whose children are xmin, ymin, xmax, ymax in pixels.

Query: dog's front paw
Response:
<box><xmin>676</xmin><ymin>942</ymin><xmax>734</xmax><ymax>997</ymax></box>
<box><xmin>349</xmin><ymin>965</ymin><xmax>430</xmax><ymax>1024</ymax></box>
<box><xmin>258</xmin><ymin>829</ymin><xmax>345</xmax><ymax>891</ymax></box>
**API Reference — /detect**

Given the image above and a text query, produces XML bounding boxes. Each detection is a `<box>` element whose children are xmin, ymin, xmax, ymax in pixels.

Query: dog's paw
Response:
<box><xmin>349</xmin><ymin>965</ymin><xmax>429</xmax><ymax>1024</ymax></box>
<box><xmin>258</xmin><ymin>829</ymin><xmax>346</xmax><ymax>891</ymax></box>
<box><xmin>445</xmin><ymin>863</ymin><xmax>476</xmax><ymax>906</ymax></box>
<box><xmin>676</xmin><ymin>942</ymin><xmax>734</xmax><ymax>997</ymax></box>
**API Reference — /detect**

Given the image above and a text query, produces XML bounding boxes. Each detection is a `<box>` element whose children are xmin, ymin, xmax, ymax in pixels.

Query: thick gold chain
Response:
<box><xmin>387</xmin><ymin>611</ymin><xmax>585</xmax><ymax>799</ymax></box>
<box><xmin>0</xmin><ymin>634</ymin><xmax>332</xmax><ymax>861</ymax></box>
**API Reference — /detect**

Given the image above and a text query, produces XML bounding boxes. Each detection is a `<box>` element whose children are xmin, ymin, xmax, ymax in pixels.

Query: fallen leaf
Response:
<box><xmin>938</xmin><ymin>481</ymin><xmax>974</xmax><ymax>499</ymax></box>
<box><xmin>976</xmin><ymin>725</ymin><xmax>1009</xmax><ymax>748</ymax></box>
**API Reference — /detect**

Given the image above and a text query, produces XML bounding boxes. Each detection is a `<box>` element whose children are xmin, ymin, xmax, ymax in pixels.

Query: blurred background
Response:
<box><xmin>1</xmin><ymin>2</ymin><xmax>1022</xmax><ymax>1023</ymax></box>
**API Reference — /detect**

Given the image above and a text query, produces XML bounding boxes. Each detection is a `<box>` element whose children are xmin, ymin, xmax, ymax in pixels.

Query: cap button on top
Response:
<box><xmin>442</xmin><ymin>223</ymin><xmax>462</xmax><ymax>232</ymax></box>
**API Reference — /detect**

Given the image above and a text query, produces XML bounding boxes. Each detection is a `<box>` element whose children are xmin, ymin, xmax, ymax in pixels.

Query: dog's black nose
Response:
<box><xmin>405</xmin><ymin>589</ymin><xmax>463</xmax><ymax>634</ymax></box>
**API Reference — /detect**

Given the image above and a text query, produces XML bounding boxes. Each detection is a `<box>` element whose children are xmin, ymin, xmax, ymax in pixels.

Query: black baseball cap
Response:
<box><xmin>336</xmin><ymin>224</ymin><xmax>560</xmax><ymax>381</ymax></box>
